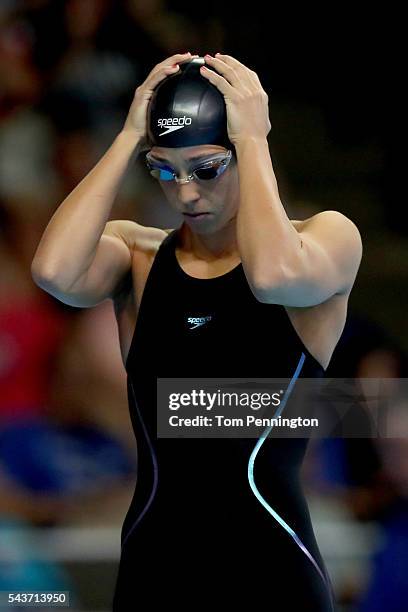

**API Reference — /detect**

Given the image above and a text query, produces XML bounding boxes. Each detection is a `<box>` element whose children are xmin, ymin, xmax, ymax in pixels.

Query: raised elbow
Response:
<box><xmin>31</xmin><ymin>259</ymin><xmax>62</xmax><ymax>291</ymax></box>
<box><xmin>245</xmin><ymin>261</ymin><xmax>293</xmax><ymax>303</ymax></box>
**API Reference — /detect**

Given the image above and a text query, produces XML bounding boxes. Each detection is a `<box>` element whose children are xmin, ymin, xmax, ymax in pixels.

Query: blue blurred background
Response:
<box><xmin>0</xmin><ymin>1</ymin><xmax>406</xmax><ymax>610</ymax></box>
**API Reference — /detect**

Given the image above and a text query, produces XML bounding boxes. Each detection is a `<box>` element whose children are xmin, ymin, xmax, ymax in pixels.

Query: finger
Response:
<box><xmin>199</xmin><ymin>65</ymin><xmax>236</xmax><ymax>98</ymax></box>
<box><xmin>160</xmin><ymin>52</ymin><xmax>199</xmax><ymax>67</ymax></box>
<box><xmin>214</xmin><ymin>53</ymin><xmax>248</xmax><ymax>71</ymax></box>
<box><xmin>145</xmin><ymin>54</ymin><xmax>199</xmax><ymax>89</ymax></box>
<box><xmin>148</xmin><ymin>52</ymin><xmax>190</xmax><ymax>77</ymax></box>
<box><xmin>134</xmin><ymin>54</ymin><xmax>198</xmax><ymax>98</ymax></box>
<box><xmin>215</xmin><ymin>54</ymin><xmax>265</xmax><ymax>94</ymax></box>
<box><xmin>162</xmin><ymin>52</ymin><xmax>192</xmax><ymax>65</ymax></box>
<box><xmin>149</xmin><ymin>53</ymin><xmax>199</xmax><ymax>79</ymax></box>
<box><xmin>203</xmin><ymin>55</ymin><xmax>242</xmax><ymax>88</ymax></box>
<box><xmin>144</xmin><ymin>64</ymin><xmax>180</xmax><ymax>90</ymax></box>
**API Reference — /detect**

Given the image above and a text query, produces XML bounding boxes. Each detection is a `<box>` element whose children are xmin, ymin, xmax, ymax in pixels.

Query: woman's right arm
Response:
<box><xmin>31</xmin><ymin>130</ymin><xmax>142</xmax><ymax>305</ymax></box>
<box><xmin>31</xmin><ymin>52</ymin><xmax>193</xmax><ymax>307</ymax></box>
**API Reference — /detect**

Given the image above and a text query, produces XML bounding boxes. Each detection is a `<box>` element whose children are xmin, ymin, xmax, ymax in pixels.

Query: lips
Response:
<box><xmin>183</xmin><ymin>212</ymin><xmax>210</xmax><ymax>217</ymax></box>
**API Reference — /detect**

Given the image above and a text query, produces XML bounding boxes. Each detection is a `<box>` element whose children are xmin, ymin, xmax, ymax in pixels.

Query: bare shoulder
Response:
<box><xmin>292</xmin><ymin>210</ymin><xmax>362</xmax><ymax>297</ymax></box>
<box><xmin>292</xmin><ymin>210</ymin><xmax>362</xmax><ymax>258</ymax></box>
<box><xmin>104</xmin><ymin>219</ymin><xmax>172</xmax><ymax>254</ymax></box>
<box><xmin>291</xmin><ymin>210</ymin><xmax>360</xmax><ymax>232</ymax></box>
<box><xmin>293</xmin><ymin>210</ymin><xmax>362</xmax><ymax>242</ymax></box>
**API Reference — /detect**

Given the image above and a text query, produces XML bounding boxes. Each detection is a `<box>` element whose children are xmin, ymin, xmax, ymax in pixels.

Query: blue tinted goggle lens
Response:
<box><xmin>151</xmin><ymin>167</ymin><xmax>177</xmax><ymax>181</ymax></box>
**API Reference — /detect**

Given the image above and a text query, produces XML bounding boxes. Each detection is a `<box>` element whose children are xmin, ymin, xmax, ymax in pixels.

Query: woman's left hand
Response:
<box><xmin>200</xmin><ymin>54</ymin><xmax>271</xmax><ymax>146</ymax></box>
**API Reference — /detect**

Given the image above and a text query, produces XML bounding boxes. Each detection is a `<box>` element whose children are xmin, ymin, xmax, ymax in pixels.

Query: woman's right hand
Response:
<box><xmin>122</xmin><ymin>52</ymin><xmax>198</xmax><ymax>148</ymax></box>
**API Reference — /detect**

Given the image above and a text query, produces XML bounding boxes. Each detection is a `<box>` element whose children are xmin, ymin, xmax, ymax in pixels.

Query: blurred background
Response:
<box><xmin>0</xmin><ymin>1</ymin><xmax>406</xmax><ymax>610</ymax></box>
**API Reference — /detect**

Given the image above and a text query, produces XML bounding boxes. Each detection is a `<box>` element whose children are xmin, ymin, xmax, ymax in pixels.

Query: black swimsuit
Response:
<box><xmin>112</xmin><ymin>228</ymin><xmax>335</xmax><ymax>611</ymax></box>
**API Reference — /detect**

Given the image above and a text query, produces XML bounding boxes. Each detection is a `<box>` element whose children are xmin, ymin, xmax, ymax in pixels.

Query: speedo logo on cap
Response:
<box><xmin>158</xmin><ymin>116</ymin><xmax>192</xmax><ymax>136</ymax></box>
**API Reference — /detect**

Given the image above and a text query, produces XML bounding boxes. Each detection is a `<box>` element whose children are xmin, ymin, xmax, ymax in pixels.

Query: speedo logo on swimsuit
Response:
<box><xmin>158</xmin><ymin>116</ymin><xmax>192</xmax><ymax>136</ymax></box>
<box><xmin>187</xmin><ymin>315</ymin><xmax>212</xmax><ymax>330</ymax></box>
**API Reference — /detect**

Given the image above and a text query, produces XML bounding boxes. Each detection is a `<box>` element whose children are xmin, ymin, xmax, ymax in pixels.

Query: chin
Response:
<box><xmin>182</xmin><ymin>217</ymin><xmax>215</xmax><ymax>234</ymax></box>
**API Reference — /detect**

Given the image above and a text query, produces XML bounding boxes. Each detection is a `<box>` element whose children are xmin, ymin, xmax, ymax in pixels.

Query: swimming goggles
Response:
<box><xmin>145</xmin><ymin>150</ymin><xmax>232</xmax><ymax>184</ymax></box>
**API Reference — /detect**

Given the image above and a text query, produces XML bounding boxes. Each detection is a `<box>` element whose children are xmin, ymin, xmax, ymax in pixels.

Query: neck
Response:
<box><xmin>178</xmin><ymin>218</ymin><xmax>238</xmax><ymax>261</ymax></box>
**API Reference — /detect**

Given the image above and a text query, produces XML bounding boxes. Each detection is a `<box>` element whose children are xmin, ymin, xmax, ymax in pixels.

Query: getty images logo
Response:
<box><xmin>158</xmin><ymin>116</ymin><xmax>192</xmax><ymax>136</ymax></box>
<box><xmin>187</xmin><ymin>315</ymin><xmax>212</xmax><ymax>330</ymax></box>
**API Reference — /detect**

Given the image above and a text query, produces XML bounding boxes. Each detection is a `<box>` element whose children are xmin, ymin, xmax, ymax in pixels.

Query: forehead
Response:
<box><xmin>149</xmin><ymin>144</ymin><xmax>228</xmax><ymax>162</ymax></box>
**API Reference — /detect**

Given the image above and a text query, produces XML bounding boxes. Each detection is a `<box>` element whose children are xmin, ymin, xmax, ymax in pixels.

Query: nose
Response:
<box><xmin>176</xmin><ymin>181</ymin><xmax>201</xmax><ymax>205</ymax></box>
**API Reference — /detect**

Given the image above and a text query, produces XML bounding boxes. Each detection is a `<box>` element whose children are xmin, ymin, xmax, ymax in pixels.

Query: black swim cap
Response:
<box><xmin>147</xmin><ymin>57</ymin><xmax>231</xmax><ymax>149</ymax></box>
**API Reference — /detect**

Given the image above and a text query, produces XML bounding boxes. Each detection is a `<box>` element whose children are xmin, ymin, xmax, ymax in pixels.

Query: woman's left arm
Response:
<box><xmin>201</xmin><ymin>54</ymin><xmax>362</xmax><ymax>306</ymax></box>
